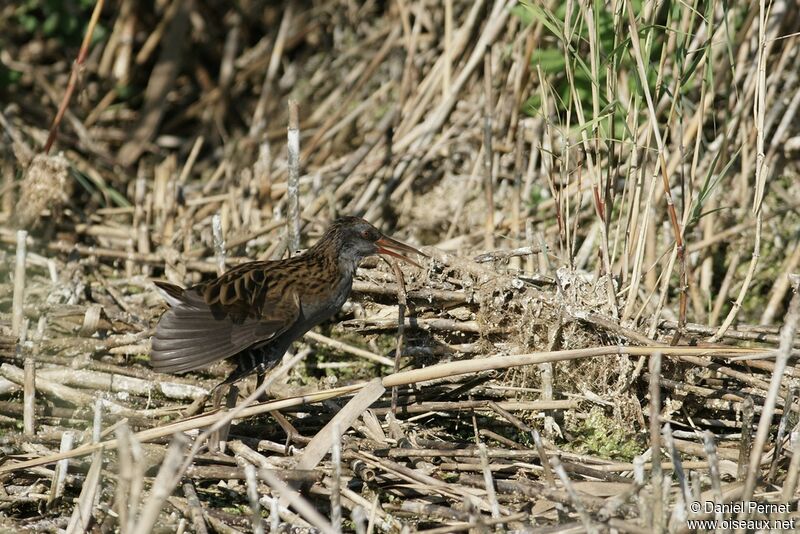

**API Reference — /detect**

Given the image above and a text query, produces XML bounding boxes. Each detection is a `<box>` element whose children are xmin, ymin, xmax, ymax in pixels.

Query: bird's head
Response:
<box><xmin>320</xmin><ymin>216</ymin><xmax>426</xmax><ymax>269</ymax></box>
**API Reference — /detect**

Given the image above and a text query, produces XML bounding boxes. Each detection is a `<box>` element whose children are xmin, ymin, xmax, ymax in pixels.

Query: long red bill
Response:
<box><xmin>376</xmin><ymin>235</ymin><xmax>427</xmax><ymax>268</ymax></box>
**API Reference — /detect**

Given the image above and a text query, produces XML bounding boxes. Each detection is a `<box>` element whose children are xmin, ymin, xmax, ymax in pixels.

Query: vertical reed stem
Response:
<box><xmin>331</xmin><ymin>422</ymin><xmax>343</xmax><ymax>533</ymax></box>
<box><xmin>287</xmin><ymin>99</ymin><xmax>301</xmax><ymax>254</ymax></box>
<box><xmin>482</xmin><ymin>49</ymin><xmax>495</xmax><ymax>249</ymax></box>
<box><xmin>212</xmin><ymin>213</ymin><xmax>226</xmax><ymax>276</ymax></box>
<box><xmin>23</xmin><ymin>357</ymin><xmax>35</xmax><ymax>436</ymax></box>
<box><xmin>12</xmin><ymin>230</ymin><xmax>27</xmax><ymax>338</ymax></box>
<box><xmin>245</xmin><ymin>464</ymin><xmax>264</xmax><ymax>534</ymax></box>
<box><xmin>648</xmin><ymin>352</ymin><xmax>663</xmax><ymax>532</ymax></box>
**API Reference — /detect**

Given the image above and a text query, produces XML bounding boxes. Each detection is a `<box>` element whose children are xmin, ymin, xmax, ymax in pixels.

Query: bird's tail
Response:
<box><xmin>153</xmin><ymin>281</ymin><xmax>185</xmax><ymax>307</ymax></box>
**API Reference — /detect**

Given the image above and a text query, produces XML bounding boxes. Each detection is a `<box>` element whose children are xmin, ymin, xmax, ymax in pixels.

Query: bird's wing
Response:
<box><xmin>150</xmin><ymin>264</ymin><xmax>300</xmax><ymax>373</ymax></box>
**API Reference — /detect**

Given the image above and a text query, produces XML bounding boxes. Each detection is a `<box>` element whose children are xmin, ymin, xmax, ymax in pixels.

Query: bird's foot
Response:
<box><xmin>269</xmin><ymin>410</ymin><xmax>308</xmax><ymax>450</ymax></box>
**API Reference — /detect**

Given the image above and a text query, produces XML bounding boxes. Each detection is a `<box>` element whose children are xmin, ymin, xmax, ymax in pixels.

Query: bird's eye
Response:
<box><xmin>360</xmin><ymin>229</ymin><xmax>370</xmax><ymax>239</ymax></box>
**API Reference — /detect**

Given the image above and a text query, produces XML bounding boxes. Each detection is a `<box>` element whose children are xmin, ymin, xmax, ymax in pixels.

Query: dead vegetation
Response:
<box><xmin>1</xmin><ymin>0</ymin><xmax>800</xmax><ymax>532</ymax></box>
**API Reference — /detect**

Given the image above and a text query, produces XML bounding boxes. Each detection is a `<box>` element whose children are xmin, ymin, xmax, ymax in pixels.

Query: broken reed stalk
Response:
<box><xmin>182</xmin><ymin>482</ymin><xmax>209</xmax><ymax>534</ymax></box>
<box><xmin>767</xmin><ymin>386</ymin><xmax>798</xmax><ymax>482</ymax></box>
<box><xmin>482</xmin><ymin>48</ymin><xmax>495</xmax><ymax>250</ymax></box>
<box><xmin>539</xmin><ymin>355</ymin><xmax>555</xmax><ymax>437</ymax></box>
<box><xmin>530</xmin><ymin>428</ymin><xmax>556</xmax><ymax>488</ymax></box>
<box><xmin>244</xmin><ymin>464</ymin><xmax>264</xmax><ymax>534</ymax></box>
<box><xmin>511</xmin><ymin>121</ymin><xmax>525</xmax><ymax>270</ymax></box>
<box><xmin>211</xmin><ymin>213</ymin><xmax>225</xmax><ymax>276</ymax></box>
<box><xmin>260</xmin><ymin>470</ymin><xmax>336</xmax><ymax>534</ymax></box>
<box><xmin>64</xmin><ymin>445</ymin><xmax>103</xmax><ymax>534</ymax></box>
<box><xmin>477</xmin><ymin>443</ymin><xmax>501</xmax><ymax>522</ymax></box>
<box><xmin>114</xmin><ymin>423</ymin><xmax>138</xmax><ymax>534</ymax></box>
<box><xmin>269</xmin><ymin>497</ymin><xmax>280</xmax><ymax>532</ymax></box>
<box><xmin>702</xmin><ymin>431</ymin><xmax>723</xmax><ymax>525</ymax></box>
<box><xmin>351</xmin><ymin>506</ymin><xmax>367</xmax><ymax>534</ymax></box>
<box><xmin>12</xmin><ymin>229</ymin><xmax>27</xmax><ymax>338</ymax></box>
<box><xmin>43</xmin><ymin>0</ymin><xmax>106</xmax><ymax>153</ymax></box>
<box><xmin>648</xmin><ymin>351</ymin><xmax>663</xmax><ymax>532</ymax></box>
<box><xmin>443</xmin><ymin>0</ymin><xmax>453</xmax><ymax>98</ymax></box>
<box><xmin>661</xmin><ymin>424</ymin><xmax>690</xmax><ymax>529</ymax></box>
<box><xmin>390</xmin><ymin>261</ymin><xmax>407</xmax><ymax>417</ymax></box>
<box><xmin>65</xmin><ymin>400</ymin><xmax>104</xmax><ymax>534</ymax></box>
<box><xmin>287</xmin><ymin>99</ymin><xmax>301</xmax><ymax>254</ymax></box>
<box><xmin>330</xmin><ymin>422</ymin><xmax>343</xmax><ymax>533</ymax></box>
<box><xmin>297</xmin><ymin>380</ymin><xmax>386</xmax><ymax>471</ymax></box>
<box><xmin>47</xmin><ymin>431</ymin><xmax>74</xmax><ymax>509</ymax></box>
<box><xmin>737</xmin><ymin>395</ymin><xmax>755</xmax><ymax>481</ymax></box>
<box><xmin>23</xmin><ymin>357</ymin><xmax>34</xmax><ymax>436</ymax></box>
<box><xmin>780</xmin><ymin>431</ymin><xmax>800</xmax><ymax>516</ymax></box>
<box><xmin>550</xmin><ymin>455</ymin><xmax>597</xmax><ymax>533</ymax></box>
<box><xmin>131</xmin><ymin>434</ymin><xmax>188</xmax><ymax>534</ymax></box>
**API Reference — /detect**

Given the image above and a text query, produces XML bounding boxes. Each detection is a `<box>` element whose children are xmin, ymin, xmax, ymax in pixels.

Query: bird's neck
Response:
<box><xmin>305</xmin><ymin>237</ymin><xmax>359</xmax><ymax>282</ymax></box>
<box><xmin>336</xmin><ymin>254</ymin><xmax>359</xmax><ymax>282</ymax></box>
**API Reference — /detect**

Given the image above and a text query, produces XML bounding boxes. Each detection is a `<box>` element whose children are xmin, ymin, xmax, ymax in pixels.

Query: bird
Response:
<box><xmin>150</xmin><ymin>216</ymin><xmax>426</xmax><ymax>389</ymax></box>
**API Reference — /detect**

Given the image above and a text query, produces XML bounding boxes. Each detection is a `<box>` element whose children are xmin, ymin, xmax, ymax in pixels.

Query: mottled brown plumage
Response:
<box><xmin>150</xmin><ymin>217</ymin><xmax>425</xmax><ymax>384</ymax></box>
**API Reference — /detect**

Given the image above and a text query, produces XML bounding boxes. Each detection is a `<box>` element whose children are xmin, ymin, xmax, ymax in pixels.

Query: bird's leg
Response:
<box><xmin>182</xmin><ymin>389</ymin><xmax>213</xmax><ymax>417</ymax></box>
<box><xmin>250</xmin><ymin>348</ymin><xmax>307</xmax><ymax>446</ymax></box>
<box><xmin>254</xmin><ymin>370</ymin><xmax>269</xmax><ymax>402</ymax></box>
<box><xmin>213</xmin><ymin>351</ymin><xmax>261</xmax><ymax>393</ymax></box>
<box><xmin>270</xmin><ymin>409</ymin><xmax>307</xmax><ymax>451</ymax></box>
<box><xmin>207</xmin><ymin>385</ymin><xmax>227</xmax><ymax>453</ymax></box>
<box><xmin>218</xmin><ymin>384</ymin><xmax>239</xmax><ymax>451</ymax></box>
<box><xmin>249</xmin><ymin>344</ymin><xmax>287</xmax><ymax>401</ymax></box>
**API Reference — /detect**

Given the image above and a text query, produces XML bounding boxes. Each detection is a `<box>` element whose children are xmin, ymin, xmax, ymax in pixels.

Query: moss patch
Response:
<box><xmin>568</xmin><ymin>406</ymin><xmax>643</xmax><ymax>461</ymax></box>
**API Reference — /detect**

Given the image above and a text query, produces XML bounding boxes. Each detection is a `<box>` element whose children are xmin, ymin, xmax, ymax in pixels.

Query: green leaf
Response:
<box><xmin>530</xmin><ymin>48</ymin><xmax>565</xmax><ymax>72</ymax></box>
<box><xmin>518</xmin><ymin>0</ymin><xmax>564</xmax><ymax>38</ymax></box>
<box><xmin>20</xmin><ymin>14</ymin><xmax>38</xmax><ymax>33</ymax></box>
<box><xmin>43</xmin><ymin>12</ymin><xmax>60</xmax><ymax>35</ymax></box>
<box><xmin>510</xmin><ymin>3</ymin><xmax>534</xmax><ymax>25</ymax></box>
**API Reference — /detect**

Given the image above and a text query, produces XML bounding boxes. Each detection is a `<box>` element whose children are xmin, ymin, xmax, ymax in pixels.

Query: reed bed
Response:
<box><xmin>1</xmin><ymin>0</ymin><xmax>799</xmax><ymax>532</ymax></box>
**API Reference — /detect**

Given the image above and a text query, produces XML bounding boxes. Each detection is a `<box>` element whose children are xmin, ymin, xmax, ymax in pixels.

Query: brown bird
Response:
<box><xmin>150</xmin><ymin>216</ymin><xmax>425</xmax><ymax>386</ymax></box>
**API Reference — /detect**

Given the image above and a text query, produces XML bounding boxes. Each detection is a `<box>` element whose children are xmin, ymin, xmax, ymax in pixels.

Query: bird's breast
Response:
<box><xmin>296</xmin><ymin>273</ymin><xmax>353</xmax><ymax>328</ymax></box>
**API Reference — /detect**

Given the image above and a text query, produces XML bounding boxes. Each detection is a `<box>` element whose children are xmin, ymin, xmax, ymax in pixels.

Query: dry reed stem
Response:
<box><xmin>767</xmin><ymin>386</ymin><xmax>797</xmax><ymax>482</ymax></box>
<box><xmin>181</xmin><ymin>482</ymin><xmax>209</xmax><ymax>534</ymax></box>
<box><xmin>260</xmin><ymin>469</ymin><xmax>336</xmax><ymax>534</ymax></box>
<box><xmin>22</xmin><ymin>357</ymin><xmax>34</xmax><ymax>436</ymax></box>
<box><xmin>0</xmin><ymin>344</ymin><xmax>767</xmax><ymax>475</ymax></box>
<box><xmin>12</xmin><ymin>230</ymin><xmax>27</xmax><ymax>338</ymax></box>
<box><xmin>389</xmin><ymin>260</ymin><xmax>407</xmax><ymax>417</ymax></box>
<box><xmin>297</xmin><ymin>379</ymin><xmax>385</xmax><ymax>471</ymax></box>
<box><xmin>2</xmin><ymin>1</ymin><xmax>798</xmax><ymax>530</ymax></box>
<box><xmin>287</xmin><ymin>99</ymin><xmax>301</xmax><ymax>254</ymax></box>
<box><xmin>64</xmin><ymin>439</ymin><xmax>103</xmax><ymax>534</ymax></box>
<box><xmin>46</xmin><ymin>431</ymin><xmax>74</xmax><ymax>510</ymax></box>
<box><xmin>244</xmin><ymin>464</ymin><xmax>264</xmax><ymax>534</ymax></box>
<box><xmin>647</xmin><ymin>351</ymin><xmax>663</xmax><ymax>532</ymax></box>
<box><xmin>304</xmin><ymin>330</ymin><xmax>394</xmax><ymax>366</ymax></box>
<box><xmin>711</xmin><ymin>0</ymin><xmax>770</xmax><ymax>343</ymax></box>
<box><xmin>550</xmin><ymin>455</ymin><xmax>598</xmax><ymax>533</ymax></box>
<box><xmin>42</xmin><ymin>0</ymin><xmax>106</xmax><ymax>153</ymax></box>
<box><xmin>624</xmin><ymin>0</ymin><xmax>687</xmax><ymax>342</ymax></box>
<box><xmin>737</xmin><ymin>279</ymin><xmax>799</xmax><ymax>520</ymax></box>
<box><xmin>131</xmin><ymin>434</ymin><xmax>188</xmax><ymax>534</ymax></box>
<box><xmin>780</xmin><ymin>431</ymin><xmax>800</xmax><ymax>516</ymax></box>
<box><xmin>330</xmin><ymin>422</ymin><xmax>343</xmax><ymax>533</ymax></box>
